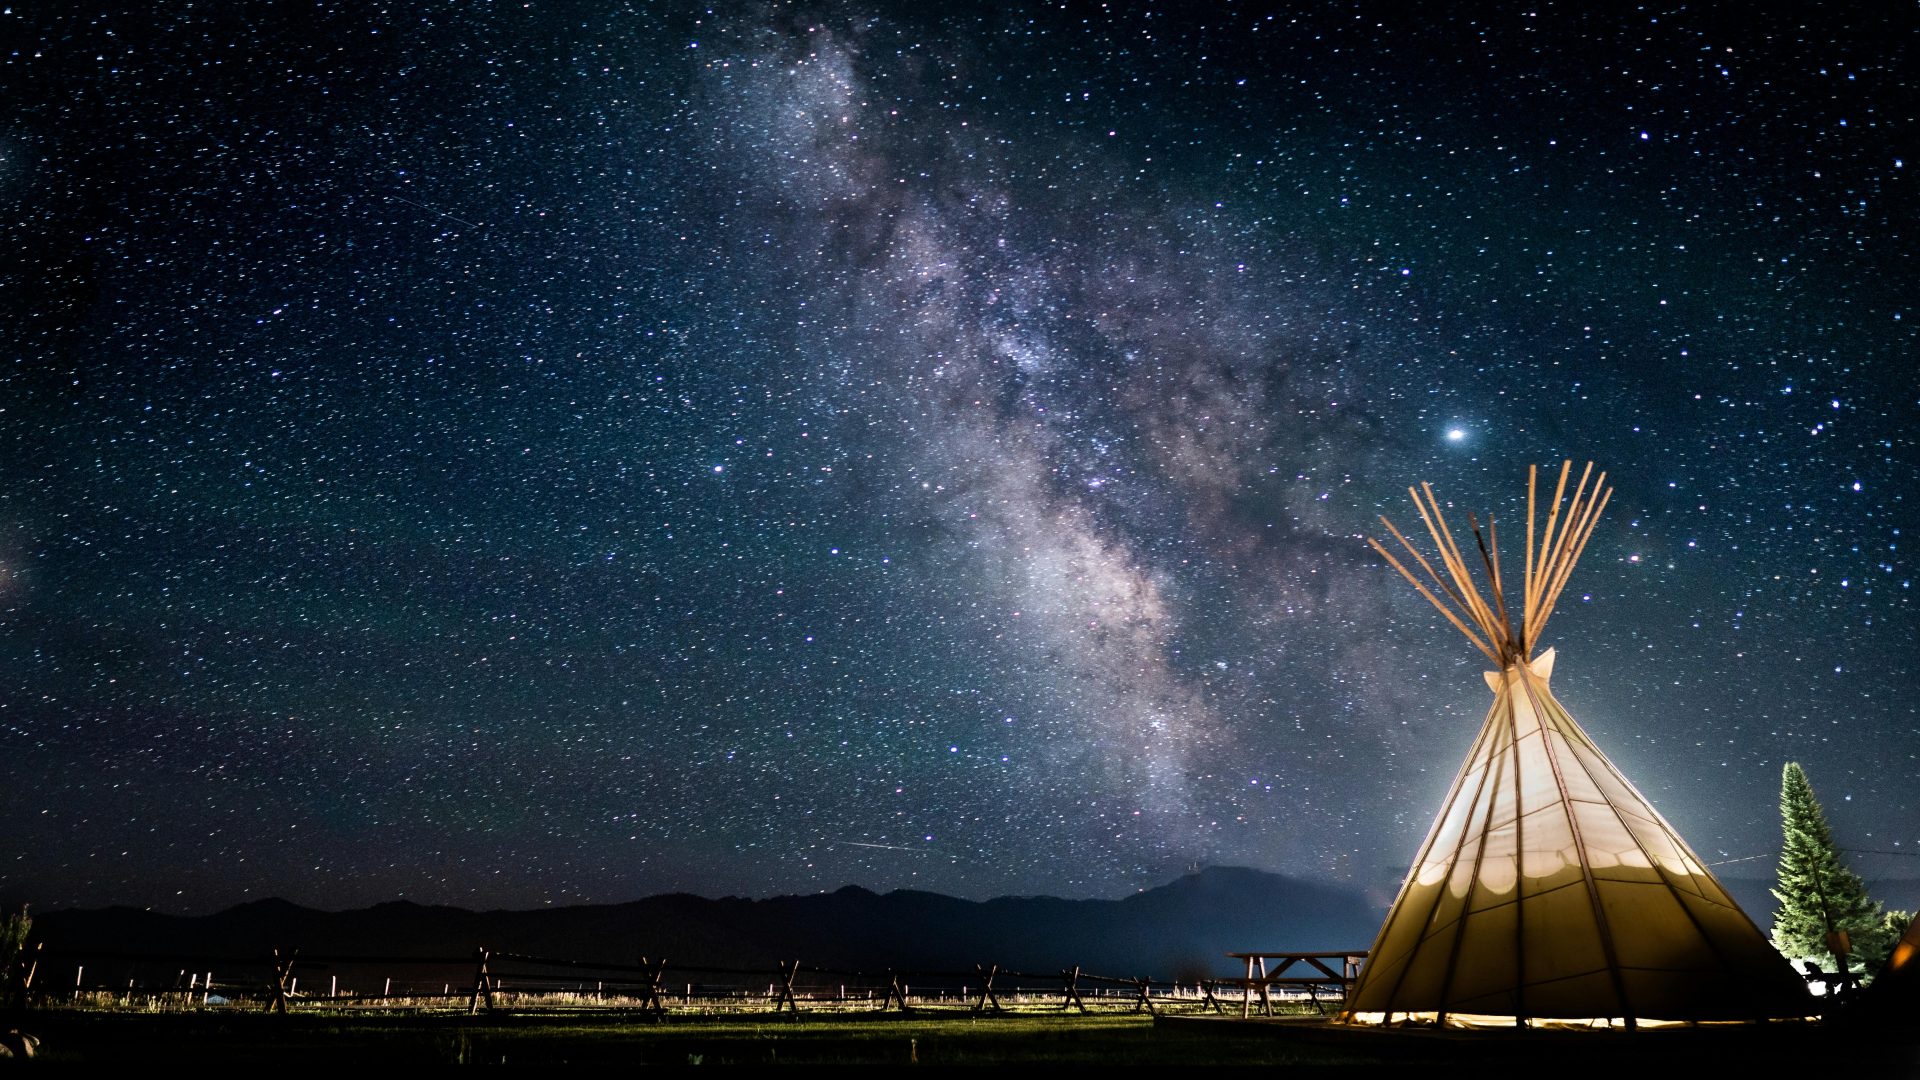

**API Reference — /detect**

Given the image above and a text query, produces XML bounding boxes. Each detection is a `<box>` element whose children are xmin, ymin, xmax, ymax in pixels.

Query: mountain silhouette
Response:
<box><xmin>29</xmin><ymin>867</ymin><xmax>1382</xmax><ymax>980</ymax></box>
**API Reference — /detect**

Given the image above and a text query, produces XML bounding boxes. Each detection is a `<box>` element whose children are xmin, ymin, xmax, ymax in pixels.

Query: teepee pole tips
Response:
<box><xmin>1367</xmin><ymin>537</ymin><xmax>1500</xmax><ymax>663</ymax></box>
<box><xmin>1370</xmin><ymin>460</ymin><xmax>1609</xmax><ymax>668</ymax></box>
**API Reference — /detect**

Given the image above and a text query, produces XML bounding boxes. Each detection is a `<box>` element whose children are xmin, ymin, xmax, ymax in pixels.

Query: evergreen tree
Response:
<box><xmin>1861</xmin><ymin>909</ymin><xmax>1915</xmax><ymax>975</ymax></box>
<box><xmin>0</xmin><ymin>906</ymin><xmax>26</xmax><ymax>998</ymax></box>
<box><xmin>1770</xmin><ymin>762</ymin><xmax>1883</xmax><ymax>976</ymax></box>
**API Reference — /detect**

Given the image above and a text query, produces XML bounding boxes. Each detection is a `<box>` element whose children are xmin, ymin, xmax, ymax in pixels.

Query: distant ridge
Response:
<box><xmin>30</xmin><ymin>866</ymin><xmax>1382</xmax><ymax>978</ymax></box>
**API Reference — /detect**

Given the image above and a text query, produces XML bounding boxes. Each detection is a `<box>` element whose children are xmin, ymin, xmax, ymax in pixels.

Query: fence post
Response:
<box><xmin>5</xmin><ymin>942</ymin><xmax>39</xmax><ymax>1011</ymax></box>
<box><xmin>772</xmin><ymin>960</ymin><xmax>802</xmax><ymax>1014</ymax></box>
<box><xmin>877</xmin><ymin>970</ymin><xmax>913</xmax><ymax>1014</ymax></box>
<box><xmin>468</xmin><ymin>948</ymin><xmax>496</xmax><ymax>1015</ymax></box>
<box><xmin>638</xmin><ymin>957</ymin><xmax>668</xmax><ymax>1019</ymax></box>
<box><xmin>1059</xmin><ymin>966</ymin><xmax>1087</xmax><ymax>1013</ymax></box>
<box><xmin>1200</xmin><ymin>979</ymin><xmax>1224</xmax><ymax>1014</ymax></box>
<box><xmin>265</xmin><ymin>949</ymin><xmax>298</xmax><ymax>1014</ymax></box>
<box><xmin>972</xmin><ymin>964</ymin><xmax>1003</xmax><ymax>1014</ymax></box>
<box><xmin>1131</xmin><ymin>976</ymin><xmax>1156</xmax><ymax>1015</ymax></box>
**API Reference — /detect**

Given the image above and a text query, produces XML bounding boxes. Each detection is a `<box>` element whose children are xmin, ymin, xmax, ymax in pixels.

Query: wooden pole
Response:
<box><xmin>1200</xmin><ymin>978</ymin><xmax>1223</xmax><ymax>1014</ymax></box>
<box><xmin>1400</xmin><ymin>493</ymin><xmax>1501</xmax><ymax>640</ymax></box>
<box><xmin>638</xmin><ymin>957</ymin><xmax>668</xmax><ymax>1018</ymax></box>
<box><xmin>1368</xmin><ymin>538</ymin><xmax>1500</xmax><ymax>662</ymax></box>
<box><xmin>1524</xmin><ymin>464</ymin><xmax>1553</xmax><ymax>638</ymax></box>
<box><xmin>773</xmin><ymin>960</ymin><xmax>802</xmax><ymax>1013</ymax></box>
<box><xmin>4</xmin><ymin>941</ymin><xmax>39</xmax><ymax>1011</ymax></box>
<box><xmin>1413</xmin><ymin>483</ymin><xmax>1503</xmax><ymax>640</ymax></box>
<box><xmin>1536</xmin><ymin>485</ymin><xmax>1611</xmax><ymax>639</ymax></box>
<box><xmin>972</xmin><ymin>964</ymin><xmax>1003</xmax><ymax>1013</ymax></box>
<box><xmin>1534</xmin><ymin>470</ymin><xmax>1592</xmax><ymax>614</ymax></box>
<box><xmin>265</xmin><ymin>949</ymin><xmax>297</xmax><ymax>1014</ymax></box>
<box><xmin>468</xmin><ymin>948</ymin><xmax>495</xmax><ymax>1015</ymax></box>
<box><xmin>876</xmin><ymin>969</ymin><xmax>912</xmax><ymax>1013</ymax></box>
<box><xmin>1467</xmin><ymin>512</ymin><xmax>1514</xmax><ymax>656</ymax></box>
<box><xmin>1378</xmin><ymin>515</ymin><xmax>1483</xmax><ymax>627</ymax></box>
<box><xmin>1528</xmin><ymin>455</ymin><xmax>1574</xmax><ymax>618</ymax></box>
<box><xmin>1131</xmin><ymin>976</ymin><xmax>1156</xmax><ymax>1014</ymax></box>
<box><xmin>1060</xmin><ymin>966</ymin><xmax>1087</xmax><ymax>1013</ymax></box>
<box><xmin>1528</xmin><ymin>460</ymin><xmax>1575</xmax><ymax>625</ymax></box>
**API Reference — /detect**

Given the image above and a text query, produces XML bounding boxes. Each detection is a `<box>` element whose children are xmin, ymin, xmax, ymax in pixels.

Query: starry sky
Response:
<box><xmin>1</xmin><ymin>2</ymin><xmax>1913</xmax><ymax>914</ymax></box>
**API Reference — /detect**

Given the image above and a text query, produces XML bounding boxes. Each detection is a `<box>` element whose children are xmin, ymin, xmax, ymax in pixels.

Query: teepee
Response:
<box><xmin>1340</xmin><ymin>461</ymin><xmax>1811</xmax><ymax>1028</ymax></box>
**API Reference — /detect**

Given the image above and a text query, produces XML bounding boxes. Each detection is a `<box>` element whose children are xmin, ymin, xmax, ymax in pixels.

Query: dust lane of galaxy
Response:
<box><xmin>0</xmin><ymin>3</ymin><xmax>1912</xmax><ymax>912</ymax></box>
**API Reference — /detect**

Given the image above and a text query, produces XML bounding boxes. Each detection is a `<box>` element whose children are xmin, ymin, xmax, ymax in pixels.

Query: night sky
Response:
<box><xmin>2</xmin><ymin>3</ymin><xmax>1913</xmax><ymax>915</ymax></box>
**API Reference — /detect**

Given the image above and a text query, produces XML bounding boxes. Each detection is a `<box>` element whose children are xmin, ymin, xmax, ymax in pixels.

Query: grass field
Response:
<box><xmin>11</xmin><ymin>1010</ymin><xmax>1362</xmax><ymax>1066</ymax></box>
<box><xmin>9</xmin><ymin>1008</ymin><xmax>1920</xmax><ymax>1067</ymax></box>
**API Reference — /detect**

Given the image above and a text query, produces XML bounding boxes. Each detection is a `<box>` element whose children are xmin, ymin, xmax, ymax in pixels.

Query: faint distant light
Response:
<box><xmin>712</xmin><ymin>465</ymin><xmax>724</xmax><ymax>473</ymax></box>
<box><xmin>1628</xmin><ymin>554</ymin><xmax>1642</xmax><ymax>563</ymax></box>
<box><xmin>1446</xmin><ymin>428</ymin><xmax>1466</xmax><ymax>442</ymax></box>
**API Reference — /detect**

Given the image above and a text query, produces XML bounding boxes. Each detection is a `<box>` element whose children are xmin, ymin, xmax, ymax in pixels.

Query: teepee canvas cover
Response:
<box><xmin>1342</xmin><ymin>462</ymin><xmax>1810</xmax><ymax>1028</ymax></box>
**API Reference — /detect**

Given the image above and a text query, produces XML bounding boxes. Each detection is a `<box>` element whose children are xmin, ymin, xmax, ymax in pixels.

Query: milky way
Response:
<box><xmin>1</xmin><ymin>4</ymin><xmax>1913</xmax><ymax>912</ymax></box>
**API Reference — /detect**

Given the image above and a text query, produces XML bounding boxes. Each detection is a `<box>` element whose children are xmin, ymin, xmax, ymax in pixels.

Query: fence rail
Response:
<box><xmin>4</xmin><ymin>940</ymin><xmax>1366</xmax><ymax>1020</ymax></box>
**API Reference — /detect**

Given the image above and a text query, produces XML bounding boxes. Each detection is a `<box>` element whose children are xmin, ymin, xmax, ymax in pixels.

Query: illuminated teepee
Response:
<box><xmin>1340</xmin><ymin>462</ymin><xmax>1812</xmax><ymax>1029</ymax></box>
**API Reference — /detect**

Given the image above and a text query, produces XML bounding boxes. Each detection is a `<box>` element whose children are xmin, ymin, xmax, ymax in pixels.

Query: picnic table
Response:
<box><xmin>1225</xmin><ymin>951</ymin><xmax>1367</xmax><ymax>1018</ymax></box>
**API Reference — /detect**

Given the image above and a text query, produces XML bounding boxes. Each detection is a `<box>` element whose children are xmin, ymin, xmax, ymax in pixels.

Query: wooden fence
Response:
<box><xmin>4</xmin><ymin>940</ymin><xmax>1365</xmax><ymax>1019</ymax></box>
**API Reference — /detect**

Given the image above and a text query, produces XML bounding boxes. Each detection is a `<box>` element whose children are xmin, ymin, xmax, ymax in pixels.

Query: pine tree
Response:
<box><xmin>0</xmin><ymin>905</ymin><xmax>26</xmax><ymax>998</ymax></box>
<box><xmin>1770</xmin><ymin>762</ymin><xmax>1883</xmax><ymax>976</ymax></box>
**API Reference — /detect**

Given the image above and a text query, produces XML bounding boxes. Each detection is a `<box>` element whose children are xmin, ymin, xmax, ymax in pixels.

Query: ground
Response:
<box><xmin>7</xmin><ymin>1008</ymin><xmax>1918</xmax><ymax>1067</ymax></box>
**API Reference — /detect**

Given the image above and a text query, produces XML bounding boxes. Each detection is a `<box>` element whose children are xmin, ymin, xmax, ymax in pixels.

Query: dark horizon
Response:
<box><xmin>9</xmin><ymin>859</ymin><xmax>1918</xmax><ymax>927</ymax></box>
<box><xmin>2</xmin><ymin>3</ymin><xmax>1913</xmax><ymax>914</ymax></box>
